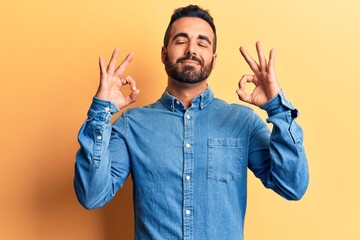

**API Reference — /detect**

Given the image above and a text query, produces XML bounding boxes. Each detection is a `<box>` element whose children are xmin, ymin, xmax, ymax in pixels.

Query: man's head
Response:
<box><xmin>163</xmin><ymin>5</ymin><xmax>217</xmax><ymax>53</ymax></box>
<box><xmin>162</xmin><ymin>5</ymin><xmax>217</xmax><ymax>84</ymax></box>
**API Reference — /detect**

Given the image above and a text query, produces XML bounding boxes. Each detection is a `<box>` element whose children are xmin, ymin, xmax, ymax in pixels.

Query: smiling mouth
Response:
<box><xmin>176</xmin><ymin>55</ymin><xmax>204</xmax><ymax>66</ymax></box>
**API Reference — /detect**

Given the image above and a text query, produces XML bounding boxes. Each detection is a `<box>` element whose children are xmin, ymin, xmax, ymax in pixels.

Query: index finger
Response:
<box><xmin>114</xmin><ymin>52</ymin><xmax>135</xmax><ymax>77</ymax></box>
<box><xmin>239</xmin><ymin>46</ymin><xmax>260</xmax><ymax>73</ymax></box>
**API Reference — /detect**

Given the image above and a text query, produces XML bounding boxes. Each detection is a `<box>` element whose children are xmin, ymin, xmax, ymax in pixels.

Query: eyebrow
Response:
<box><xmin>172</xmin><ymin>32</ymin><xmax>189</xmax><ymax>41</ymax></box>
<box><xmin>172</xmin><ymin>32</ymin><xmax>212</xmax><ymax>45</ymax></box>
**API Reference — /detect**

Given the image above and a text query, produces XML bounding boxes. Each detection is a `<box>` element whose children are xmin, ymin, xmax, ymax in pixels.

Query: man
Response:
<box><xmin>74</xmin><ymin>5</ymin><xmax>309</xmax><ymax>240</ymax></box>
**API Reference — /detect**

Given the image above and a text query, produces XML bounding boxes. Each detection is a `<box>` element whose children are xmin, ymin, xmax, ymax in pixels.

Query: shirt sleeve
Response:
<box><xmin>74</xmin><ymin>97</ymin><xmax>131</xmax><ymax>209</ymax></box>
<box><xmin>248</xmin><ymin>91</ymin><xmax>309</xmax><ymax>200</ymax></box>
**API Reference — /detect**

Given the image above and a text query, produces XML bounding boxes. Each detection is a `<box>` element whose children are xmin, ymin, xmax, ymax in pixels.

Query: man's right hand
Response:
<box><xmin>95</xmin><ymin>48</ymin><xmax>140</xmax><ymax>109</ymax></box>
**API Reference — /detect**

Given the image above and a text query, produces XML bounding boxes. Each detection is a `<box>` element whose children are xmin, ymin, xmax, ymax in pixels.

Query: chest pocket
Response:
<box><xmin>207</xmin><ymin>138</ymin><xmax>244</xmax><ymax>183</ymax></box>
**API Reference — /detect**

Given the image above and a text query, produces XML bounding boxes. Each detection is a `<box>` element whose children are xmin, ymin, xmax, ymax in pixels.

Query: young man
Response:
<box><xmin>74</xmin><ymin>5</ymin><xmax>309</xmax><ymax>240</ymax></box>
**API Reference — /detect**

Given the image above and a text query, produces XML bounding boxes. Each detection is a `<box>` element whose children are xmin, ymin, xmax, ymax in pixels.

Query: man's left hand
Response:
<box><xmin>236</xmin><ymin>41</ymin><xmax>282</xmax><ymax>107</ymax></box>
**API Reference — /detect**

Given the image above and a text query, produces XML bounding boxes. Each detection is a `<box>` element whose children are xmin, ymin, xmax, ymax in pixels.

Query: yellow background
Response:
<box><xmin>1</xmin><ymin>0</ymin><xmax>359</xmax><ymax>239</ymax></box>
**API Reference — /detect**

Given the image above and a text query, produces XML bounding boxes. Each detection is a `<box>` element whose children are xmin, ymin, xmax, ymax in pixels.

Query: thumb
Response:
<box><xmin>236</xmin><ymin>89</ymin><xmax>251</xmax><ymax>104</ymax></box>
<box><xmin>127</xmin><ymin>88</ymin><xmax>140</xmax><ymax>104</ymax></box>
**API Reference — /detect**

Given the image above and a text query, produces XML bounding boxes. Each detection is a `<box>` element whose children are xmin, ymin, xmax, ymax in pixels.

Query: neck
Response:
<box><xmin>167</xmin><ymin>78</ymin><xmax>208</xmax><ymax>109</ymax></box>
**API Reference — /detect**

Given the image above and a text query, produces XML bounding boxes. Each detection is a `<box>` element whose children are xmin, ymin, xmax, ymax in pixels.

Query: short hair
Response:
<box><xmin>163</xmin><ymin>5</ymin><xmax>217</xmax><ymax>53</ymax></box>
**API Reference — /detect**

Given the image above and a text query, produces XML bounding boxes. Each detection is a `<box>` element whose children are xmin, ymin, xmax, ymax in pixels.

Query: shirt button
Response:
<box><xmin>186</xmin><ymin>114</ymin><xmax>190</xmax><ymax>120</ymax></box>
<box><xmin>176</xmin><ymin>100</ymin><xmax>180</xmax><ymax>105</ymax></box>
<box><xmin>104</xmin><ymin>107</ymin><xmax>110</xmax><ymax>112</ymax></box>
<box><xmin>186</xmin><ymin>143</ymin><xmax>191</xmax><ymax>148</ymax></box>
<box><xmin>97</xmin><ymin>135</ymin><xmax>102</xmax><ymax>140</ymax></box>
<box><xmin>185</xmin><ymin>210</ymin><xmax>191</xmax><ymax>215</ymax></box>
<box><xmin>186</xmin><ymin>175</ymin><xmax>191</xmax><ymax>181</ymax></box>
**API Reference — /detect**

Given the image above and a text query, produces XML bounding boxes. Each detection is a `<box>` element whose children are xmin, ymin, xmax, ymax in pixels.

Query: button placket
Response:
<box><xmin>183</xmin><ymin>110</ymin><xmax>194</xmax><ymax>240</ymax></box>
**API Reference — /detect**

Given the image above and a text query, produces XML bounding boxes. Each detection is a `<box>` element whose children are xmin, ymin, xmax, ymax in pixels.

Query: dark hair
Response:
<box><xmin>163</xmin><ymin>5</ymin><xmax>217</xmax><ymax>53</ymax></box>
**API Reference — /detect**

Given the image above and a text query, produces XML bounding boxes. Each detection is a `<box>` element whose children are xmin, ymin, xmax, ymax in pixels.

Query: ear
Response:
<box><xmin>161</xmin><ymin>46</ymin><xmax>166</xmax><ymax>64</ymax></box>
<box><xmin>212</xmin><ymin>53</ymin><xmax>217</xmax><ymax>69</ymax></box>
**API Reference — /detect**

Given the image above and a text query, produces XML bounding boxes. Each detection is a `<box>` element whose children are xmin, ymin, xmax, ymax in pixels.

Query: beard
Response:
<box><xmin>164</xmin><ymin>54</ymin><xmax>214</xmax><ymax>84</ymax></box>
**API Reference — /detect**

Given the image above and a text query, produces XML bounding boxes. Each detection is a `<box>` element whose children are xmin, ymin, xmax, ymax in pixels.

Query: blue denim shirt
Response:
<box><xmin>74</xmin><ymin>87</ymin><xmax>309</xmax><ymax>240</ymax></box>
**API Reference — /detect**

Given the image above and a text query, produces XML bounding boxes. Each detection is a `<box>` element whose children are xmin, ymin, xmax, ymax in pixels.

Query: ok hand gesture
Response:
<box><xmin>236</xmin><ymin>42</ymin><xmax>281</xmax><ymax>107</ymax></box>
<box><xmin>95</xmin><ymin>48</ymin><xmax>140</xmax><ymax>109</ymax></box>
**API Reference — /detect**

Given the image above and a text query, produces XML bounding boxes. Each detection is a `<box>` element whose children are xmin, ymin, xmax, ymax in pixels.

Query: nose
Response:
<box><xmin>185</xmin><ymin>41</ymin><xmax>197</xmax><ymax>56</ymax></box>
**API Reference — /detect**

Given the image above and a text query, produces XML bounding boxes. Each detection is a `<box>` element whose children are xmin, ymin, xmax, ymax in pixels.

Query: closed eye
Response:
<box><xmin>198</xmin><ymin>41</ymin><xmax>209</xmax><ymax>48</ymax></box>
<box><xmin>198</xmin><ymin>35</ymin><xmax>212</xmax><ymax>48</ymax></box>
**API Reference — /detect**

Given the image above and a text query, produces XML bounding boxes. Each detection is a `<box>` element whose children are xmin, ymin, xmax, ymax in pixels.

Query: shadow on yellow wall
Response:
<box><xmin>103</xmin><ymin>180</ymin><xmax>134</xmax><ymax>239</ymax></box>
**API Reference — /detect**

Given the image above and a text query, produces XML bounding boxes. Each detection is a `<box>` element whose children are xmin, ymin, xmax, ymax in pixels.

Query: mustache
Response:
<box><xmin>176</xmin><ymin>55</ymin><xmax>203</xmax><ymax>66</ymax></box>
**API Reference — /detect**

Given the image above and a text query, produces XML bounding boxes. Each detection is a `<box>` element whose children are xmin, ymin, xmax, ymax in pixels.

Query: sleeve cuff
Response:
<box><xmin>260</xmin><ymin>91</ymin><xmax>298</xmax><ymax>118</ymax></box>
<box><xmin>87</xmin><ymin>97</ymin><xmax>120</xmax><ymax>121</ymax></box>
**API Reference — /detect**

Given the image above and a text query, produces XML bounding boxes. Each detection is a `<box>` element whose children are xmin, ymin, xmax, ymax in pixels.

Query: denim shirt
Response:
<box><xmin>74</xmin><ymin>87</ymin><xmax>309</xmax><ymax>240</ymax></box>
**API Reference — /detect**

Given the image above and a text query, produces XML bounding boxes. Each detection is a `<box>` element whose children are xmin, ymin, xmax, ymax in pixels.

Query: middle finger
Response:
<box><xmin>256</xmin><ymin>41</ymin><xmax>267</xmax><ymax>71</ymax></box>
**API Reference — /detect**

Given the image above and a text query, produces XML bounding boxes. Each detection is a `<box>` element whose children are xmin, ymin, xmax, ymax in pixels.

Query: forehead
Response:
<box><xmin>170</xmin><ymin>17</ymin><xmax>214</xmax><ymax>40</ymax></box>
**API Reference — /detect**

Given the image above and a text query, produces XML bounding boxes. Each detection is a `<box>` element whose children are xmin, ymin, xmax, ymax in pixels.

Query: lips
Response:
<box><xmin>180</xmin><ymin>60</ymin><xmax>200</xmax><ymax>65</ymax></box>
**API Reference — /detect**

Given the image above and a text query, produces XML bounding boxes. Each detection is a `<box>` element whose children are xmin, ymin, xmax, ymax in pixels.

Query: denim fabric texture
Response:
<box><xmin>74</xmin><ymin>87</ymin><xmax>309</xmax><ymax>240</ymax></box>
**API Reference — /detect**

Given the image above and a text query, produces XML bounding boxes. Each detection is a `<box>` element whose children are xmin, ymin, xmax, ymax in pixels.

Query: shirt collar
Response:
<box><xmin>160</xmin><ymin>85</ymin><xmax>214</xmax><ymax>112</ymax></box>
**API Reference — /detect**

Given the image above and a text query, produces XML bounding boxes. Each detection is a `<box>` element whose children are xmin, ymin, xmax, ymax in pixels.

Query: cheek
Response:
<box><xmin>168</xmin><ymin>48</ymin><xmax>183</xmax><ymax>61</ymax></box>
<box><xmin>167</xmin><ymin>53</ymin><xmax>177</xmax><ymax>63</ymax></box>
<box><xmin>202</xmin><ymin>53</ymin><xmax>214</xmax><ymax>65</ymax></box>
